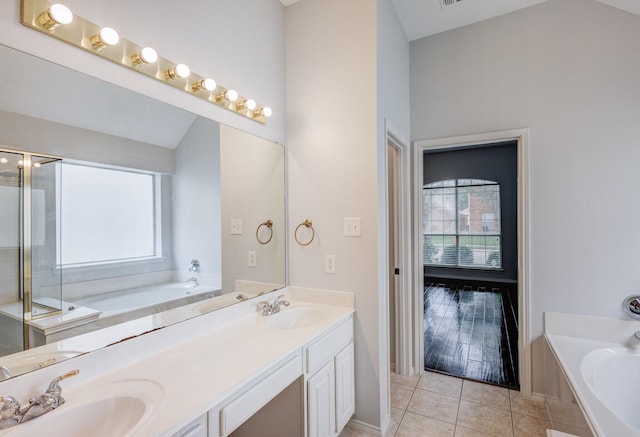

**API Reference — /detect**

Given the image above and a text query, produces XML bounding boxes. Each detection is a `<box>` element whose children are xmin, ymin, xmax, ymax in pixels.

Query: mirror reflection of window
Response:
<box><xmin>57</xmin><ymin>162</ymin><xmax>159</xmax><ymax>266</ymax></box>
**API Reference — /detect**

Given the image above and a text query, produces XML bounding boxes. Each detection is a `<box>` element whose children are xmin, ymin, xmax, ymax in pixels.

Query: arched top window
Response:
<box><xmin>423</xmin><ymin>179</ymin><xmax>501</xmax><ymax>269</ymax></box>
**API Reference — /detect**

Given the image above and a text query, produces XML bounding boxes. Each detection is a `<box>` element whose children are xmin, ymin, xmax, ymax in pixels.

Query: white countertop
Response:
<box><xmin>544</xmin><ymin>312</ymin><xmax>640</xmax><ymax>437</ymax></box>
<box><xmin>0</xmin><ymin>286</ymin><xmax>355</xmax><ymax>436</ymax></box>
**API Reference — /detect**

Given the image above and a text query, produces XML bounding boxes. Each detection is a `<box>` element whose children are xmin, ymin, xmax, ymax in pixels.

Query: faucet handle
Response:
<box><xmin>189</xmin><ymin>259</ymin><xmax>200</xmax><ymax>273</ymax></box>
<box><xmin>272</xmin><ymin>294</ymin><xmax>285</xmax><ymax>303</ymax></box>
<box><xmin>0</xmin><ymin>396</ymin><xmax>21</xmax><ymax>420</ymax></box>
<box><xmin>46</xmin><ymin>369</ymin><xmax>79</xmax><ymax>394</ymax></box>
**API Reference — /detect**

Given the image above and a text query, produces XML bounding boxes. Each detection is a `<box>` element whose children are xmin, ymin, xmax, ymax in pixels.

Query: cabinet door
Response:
<box><xmin>335</xmin><ymin>342</ymin><xmax>355</xmax><ymax>433</ymax></box>
<box><xmin>308</xmin><ymin>360</ymin><xmax>336</xmax><ymax>437</ymax></box>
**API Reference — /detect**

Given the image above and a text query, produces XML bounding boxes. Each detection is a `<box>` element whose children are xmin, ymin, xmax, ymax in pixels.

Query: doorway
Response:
<box><xmin>386</xmin><ymin>129</ymin><xmax>413</xmax><ymax>377</ymax></box>
<box><xmin>411</xmin><ymin>129</ymin><xmax>531</xmax><ymax>396</ymax></box>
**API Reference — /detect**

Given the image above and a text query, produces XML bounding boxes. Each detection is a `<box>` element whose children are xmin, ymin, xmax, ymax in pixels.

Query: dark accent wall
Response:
<box><xmin>423</xmin><ymin>141</ymin><xmax>517</xmax><ymax>282</ymax></box>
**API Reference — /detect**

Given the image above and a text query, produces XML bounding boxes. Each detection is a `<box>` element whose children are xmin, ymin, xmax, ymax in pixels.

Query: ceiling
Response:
<box><xmin>282</xmin><ymin>0</ymin><xmax>640</xmax><ymax>42</ymax></box>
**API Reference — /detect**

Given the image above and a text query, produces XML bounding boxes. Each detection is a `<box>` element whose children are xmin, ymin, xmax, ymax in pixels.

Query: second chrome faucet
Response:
<box><xmin>258</xmin><ymin>294</ymin><xmax>290</xmax><ymax>316</ymax></box>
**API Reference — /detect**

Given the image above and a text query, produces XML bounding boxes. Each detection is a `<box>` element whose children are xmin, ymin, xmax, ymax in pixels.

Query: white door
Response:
<box><xmin>335</xmin><ymin>342</ymin><xmax>355</xmax><ymax>433</ymax></box>
<box><xmin>307</xmin><ymin>361</ymin><xmax>336</xmax><ymax>437</ymax></box>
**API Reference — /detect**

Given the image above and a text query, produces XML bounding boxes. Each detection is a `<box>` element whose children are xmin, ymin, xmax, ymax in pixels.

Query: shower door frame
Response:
<box><xmin>1</xmin><ymin>146</ymin><xmax>63</xmax><ymax>350</ymax></box>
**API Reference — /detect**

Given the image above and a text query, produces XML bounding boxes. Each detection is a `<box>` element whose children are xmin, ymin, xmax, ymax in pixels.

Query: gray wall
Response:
<box><xmin>220</xmin><ymin>125</ymin><xmax>285</xmax><ymax>294</ymax></box>
<box><xmin>410</xmin><ymin>0</ymin><xmax>640</xmax><ymax>394</ymax></box>
<box><xmin>173</xmin><ymin>117</ymin><xmax>222</xmax><ymax>284</ymax></box>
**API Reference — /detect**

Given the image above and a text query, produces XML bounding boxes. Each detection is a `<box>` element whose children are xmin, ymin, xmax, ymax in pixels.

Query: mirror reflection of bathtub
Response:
<box><xmin>72</xmin><ymin>282</ymin><xmax>218</xmax><ymax>319</ymax></box>
<box><xmin>0</xmin><ymin>43</ymin><xmax>285</xmax><ymax>379</ymax></box>
<box><xmin>0</xmin><ymin>279</ymin><xmax>273</xmax><ymax>348</ymax></box>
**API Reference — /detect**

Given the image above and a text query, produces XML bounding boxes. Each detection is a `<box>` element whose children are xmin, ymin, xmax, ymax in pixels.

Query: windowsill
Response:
<box><xmin>425</xmin><ymin>264</ymin><xmax>505</xmax><ymax>272</ymax></box>
<box><xmin>54</xmin><ymin>256</ymin><xmax>173</xmax><ymax>287</ymax></box>
<box><xmin>58</xmin><ymin>256</ymin><xmax>163</xmax><ymax>270</ymax></box>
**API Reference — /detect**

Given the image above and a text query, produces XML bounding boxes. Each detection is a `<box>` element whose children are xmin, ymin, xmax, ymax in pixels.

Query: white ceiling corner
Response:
<box><xmin>391</xmin><ymin>0</ymin><xmax>640</xmax><ymax>42</ymax></box>
<box><xmin>596</xmin><ymin>0</ymin><xmax>640</xmax><ymax>17</ymax></box>
<box><xmin>391</xmin><ymin>0</ymin><xmax>550</xmax><ymax>41</ymax></box>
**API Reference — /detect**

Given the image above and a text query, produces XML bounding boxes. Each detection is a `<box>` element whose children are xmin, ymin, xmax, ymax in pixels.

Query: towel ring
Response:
<box><xmin>294</xmin><ymin>219</ymin><xmax>315</xmax><ymax>246</ymax></box>
<box><xmin>256</xmin><ymin>220</ymin><xmax>274</xmax><ymax>245</ymax></box>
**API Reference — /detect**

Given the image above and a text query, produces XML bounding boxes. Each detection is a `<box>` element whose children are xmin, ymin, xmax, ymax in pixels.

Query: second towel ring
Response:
<box><xmin>294</xmin><ymin>219</ymin><xmax>315</xmax><ymax>246</ymax></box>
<box><xmin>256</xmin><ymin>220</ymin><xmax>274</xmax><ymax>244</ymax></box>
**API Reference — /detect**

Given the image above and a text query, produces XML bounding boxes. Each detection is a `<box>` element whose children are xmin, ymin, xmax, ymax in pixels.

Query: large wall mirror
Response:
<box><xmin>0</xmin><ymin>44</ymin><xmax>286</xmax><ymax>380</ymax></box>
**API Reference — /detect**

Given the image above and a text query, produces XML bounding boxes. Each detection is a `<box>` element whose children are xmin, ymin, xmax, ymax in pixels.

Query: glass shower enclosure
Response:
<box><xmin>0</xmin><ymin>148</ymin><xmax>62</xmax><ymax>358</ymax></box>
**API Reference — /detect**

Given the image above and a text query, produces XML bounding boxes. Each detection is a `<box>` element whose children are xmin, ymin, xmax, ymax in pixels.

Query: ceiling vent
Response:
<box><xmin>440</xmin><ymin>0</ymin><xmax>463</xmax><ymax>8</ymax></box>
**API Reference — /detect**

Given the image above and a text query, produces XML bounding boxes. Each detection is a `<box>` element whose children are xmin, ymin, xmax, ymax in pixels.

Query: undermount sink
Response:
<box><xmin>581</xmin><ymin>347</ymin><xmax>640</xmax><ymax>432</ymax></box>
<box><xmin>4</xmin><ymin>379</ymin><xmax>164</xmax><ymax>437</ymax></box>
<box><xmin>267</xmin><ymin>306</ymin><xmax>323</xmax><ymax>330</ymax></box>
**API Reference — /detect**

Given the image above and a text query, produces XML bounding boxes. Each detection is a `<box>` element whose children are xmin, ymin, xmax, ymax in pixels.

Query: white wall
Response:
<box><xmin>173</xmin><ymin>117</ymin><xmax>222</xmax><ymax>286</ymax></box>
<box><xmin>286</xmin><ymin>0</ymin><xmax>410</xmax><ymax>429</ymax></box>
<box><xmin>0</xmin><ymin>110</ymin><xmax>175</xmax><ymax>173</ymax></box>
<box><xmin>410</xmin><ymin>0</ymin><xmax>640</xmax><ymax>394</ymax></box>
<box><xmin>286</xmin><ymin>0</ymin><xmax>382</xmax><ymax>428</ymax></box>
<box><xmin>220</xmin><ymin>124</ymin><xmax>286</xmax><ymax>294</ymax></box>
<box><xmin>0</xmin><ymin>0</ymin><xmax>286</xmax><ymax>144</ymax></box>
<box><xmin>377</xmin><ymin>0</ymin><xmax>411</xmax><ymax>427</ymax></box>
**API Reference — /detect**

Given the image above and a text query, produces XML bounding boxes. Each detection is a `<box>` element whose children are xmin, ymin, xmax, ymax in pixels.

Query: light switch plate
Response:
<box><xmin>344</xmin><ymin>217</ymin><xmax>361</xmax><ymax>237</ymax></box>
<box><xmin>248</xmin><ymin>251</ymin><xmax>256</xmax><ymax>267</ymax></box>
<box><xmin>230</xmin><ymin>219</ymin><xmax>243</xmax><ymax>235</ymax></box>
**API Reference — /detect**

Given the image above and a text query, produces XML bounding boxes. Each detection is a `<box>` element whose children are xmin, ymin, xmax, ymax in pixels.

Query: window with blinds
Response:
<box><xmin>423</xmin><ymin>179</ymin><xmax>501</xmax><ymax>269</ymax></box>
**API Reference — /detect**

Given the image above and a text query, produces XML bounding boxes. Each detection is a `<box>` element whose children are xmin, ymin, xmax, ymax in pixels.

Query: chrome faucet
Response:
<box><xmin>0</xmin><ymin>366</ymin><xmax>12</xmax><ymax>381</ymax></box>
<box><xmin>258</xmin><ymin>294</ymin><xmax>290</xmax><ymax>316</ymax></box>
<box><xmin>186</xmin><ymin>277</ymin><xmax>199</xmax><ymax>288</ymax></box>
<box><xmin>0</xmin><ymin>369</ymin><xmax>79</xmax><ymax>429</ymax></box>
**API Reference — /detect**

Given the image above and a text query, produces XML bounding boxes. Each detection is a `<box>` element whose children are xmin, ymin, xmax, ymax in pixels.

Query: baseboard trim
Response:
<box><xmin>531</xmin><ymin>391</ymin><xmax>547</xmax><ymax>403</ymax></box>
<box><xmin>347</xmin><ymin>418</ymin><xmax>385</xmax><ymax>436</ymax></box>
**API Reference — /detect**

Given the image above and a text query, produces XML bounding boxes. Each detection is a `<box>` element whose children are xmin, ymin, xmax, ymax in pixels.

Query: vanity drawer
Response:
<box><xmin>306</xmin><ymin>318</ymin><xmax>353</xmax><ymax>375</ymax></box>
<box><xmin>220</xmin><ymin>352</ymin><xmax>302</xmax><ymax>435</ymax></box>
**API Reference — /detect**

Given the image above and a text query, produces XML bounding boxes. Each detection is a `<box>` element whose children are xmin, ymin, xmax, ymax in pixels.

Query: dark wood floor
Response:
<box><xmin>423</xmin><ymin>279</ymin><xmax>519</xmax><ymax>390</ymax></box>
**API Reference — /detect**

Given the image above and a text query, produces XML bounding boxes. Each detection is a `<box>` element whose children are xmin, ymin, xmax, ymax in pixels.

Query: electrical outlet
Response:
<box><xmin>248</xmin><ymin>251</ymin><xmax>256</xmax><ymax>267</ymax></box>
<box><xmin>230</xmin><ymin>219</ymin><xmax>243</xmax><ymax>235</ymax></box>
<box><xmin>325</xmin><ymin>254</ymin><xmax>336</xmax><ymax>274</ymax></box>
<box><xmin>344</xmin><ymin>217</ymin><xmax>361</xmax><ymax>237</ymax></box>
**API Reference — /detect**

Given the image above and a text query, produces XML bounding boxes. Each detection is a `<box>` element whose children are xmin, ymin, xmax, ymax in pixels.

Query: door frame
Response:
<box><xmin>412</xmin><ymin>128</ymin><xmax>531</xmax><ymax>397</ymax></box>
<box><xmin>384</xmin><ymin>121</ymin><xmax>413</xmax><ymax>377</ymax></box>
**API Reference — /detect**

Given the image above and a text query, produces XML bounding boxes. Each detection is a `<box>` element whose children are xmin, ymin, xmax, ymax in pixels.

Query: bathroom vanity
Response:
<box><xmin>0</xmin><ymin>287</ymin><xmax>355</xmax><ymax>437</ymax></box>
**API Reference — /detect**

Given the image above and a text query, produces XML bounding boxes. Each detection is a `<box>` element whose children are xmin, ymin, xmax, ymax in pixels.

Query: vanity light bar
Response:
<box><xmin>21</xmin><ymin>0</ymin><xmax>272</xmax><ymax>124</ymax></box>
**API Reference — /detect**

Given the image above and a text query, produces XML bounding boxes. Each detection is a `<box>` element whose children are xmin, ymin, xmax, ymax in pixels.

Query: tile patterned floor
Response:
<box><xmin>424</xmin><ymin>281</ymin><xmax>519</xmax><ymax>389</ymax></box>
<box><xmin>340</xmin><ymin>371</ymin><xmax>552</xmax><ymax>437</ymax></box>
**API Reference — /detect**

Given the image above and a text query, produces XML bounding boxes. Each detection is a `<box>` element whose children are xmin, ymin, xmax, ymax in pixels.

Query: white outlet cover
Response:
<box><xmin>248</xmin><ymin>251</ymin><xmax>256</xmax><ymax>267</ymax></box>
<box><xmin>325</xmin><ymin>254</ymin><xmax>336</xmax><ymax>274</ymax></box>
<box><xmin>230</xmin><ymin>219</ymin><xmax>243</xmax><ymax>235</ymax></box>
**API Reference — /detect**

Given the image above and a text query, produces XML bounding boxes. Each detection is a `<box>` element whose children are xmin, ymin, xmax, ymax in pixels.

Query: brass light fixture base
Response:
<box><xmin>21</xmin><ymin>0</ymin><xmax>270</xmax><ymax>124</ymax></box>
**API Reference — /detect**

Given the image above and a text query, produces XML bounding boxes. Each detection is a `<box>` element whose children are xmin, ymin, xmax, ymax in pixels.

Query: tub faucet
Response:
<box><xmin>0</xmin><ymin>366</ymin><xmax>12</xmax><ymax>381</ymax></box>
<box><xmin>186</xmin><ymin>277</ymin><xmax>199</xmax><ymax>288</ymax></box>
<box><xmin>0</xmin><ymin>369</ymin><xmax>79</xmax><ymax>430</ymax></box>
<box><xmin>258</xmin><ymin>294</ymin><xmax>290</xmax><ymax>316</ymax></box>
